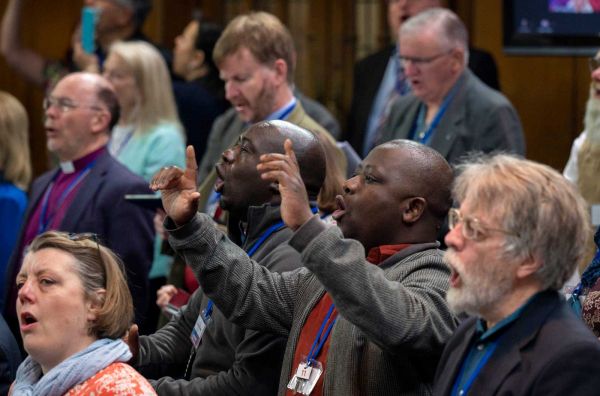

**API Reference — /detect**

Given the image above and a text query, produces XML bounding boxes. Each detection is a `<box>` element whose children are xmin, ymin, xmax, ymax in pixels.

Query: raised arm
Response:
<box><xmin>258</xmin><ymin>139</ymin><xmax>457</xmax><ymax>356</ymax></box>
<box><xmin>1</xmin><ymin>0</ymin><xmax>47</xmax><ymax>86</ymax></box>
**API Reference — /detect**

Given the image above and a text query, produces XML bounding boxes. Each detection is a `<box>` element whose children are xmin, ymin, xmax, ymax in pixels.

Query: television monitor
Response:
<box><xmin>503</xmin><ymin>0</ymin><xmax>600</xmax><ymax>56</ymax></box>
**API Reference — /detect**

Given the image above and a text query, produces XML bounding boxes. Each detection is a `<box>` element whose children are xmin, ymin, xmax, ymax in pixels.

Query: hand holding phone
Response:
<box><xmin>81</xmin><ymin>6</ymin><xmax>98</xmax><ymax>54</ymax></box>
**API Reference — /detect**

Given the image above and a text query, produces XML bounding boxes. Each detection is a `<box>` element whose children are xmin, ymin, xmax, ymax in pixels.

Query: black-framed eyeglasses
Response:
<box><xmin>67</xmin><ymin>232</ymin><xmax>103</xmax><ymax>259</ymax></box>
<box><xmin>43</xmin><ymin>96</ymin><xmax>104</xmax><ymax>113</ymax></box>
<box><xmin>448</xmin><ymin>208</ymin><xmax>520</xmax><ymax>241</ymax></box>
<box><xmin>399</xmin><ymin>48</ymin><xmax>454</xmax><ymax>68</ymax></box>
<box><xmin>589</xmin><ymin>57</ymin><xmax>600</xmax><ymax>73</ymax></box>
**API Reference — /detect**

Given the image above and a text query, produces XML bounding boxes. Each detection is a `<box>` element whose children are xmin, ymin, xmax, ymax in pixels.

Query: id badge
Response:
<box><xmin>286</xmin><ymin>357</ymin><xmax>323</xmax><ymax>395</ymax></box>
<box><xmin>190</xmin><ymin>314</ymin><xmax>210</xmax><ymax>349</ymax></box>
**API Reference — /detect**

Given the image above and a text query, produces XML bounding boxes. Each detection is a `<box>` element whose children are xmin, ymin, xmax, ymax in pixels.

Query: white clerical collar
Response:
<box><xmin>59</xmin><ymin>161</ymin><xmax>76</xmax><ymax>174</ymax></box>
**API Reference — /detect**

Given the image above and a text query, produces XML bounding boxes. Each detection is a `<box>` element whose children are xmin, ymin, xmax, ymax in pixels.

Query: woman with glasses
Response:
<box><xmin>10</xmin><ymin>231</ymin><xmax>156</xmax><ymax>395</ymax></box>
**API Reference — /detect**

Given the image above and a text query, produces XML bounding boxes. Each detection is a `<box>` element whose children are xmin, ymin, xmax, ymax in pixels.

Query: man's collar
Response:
<box><xmin>265</xmin><ymin>96</ymin><xmax>297</xmax><ymax>121</ymax></box>
<box><xmin>366</xmin><ymin>244</ymin><xmax>412</xmax><ymax>264</ymax></box>
<box><xmin>59</xmin><ymin>146</ymin><xmax>107</xmax><ymax>174</ymax></box>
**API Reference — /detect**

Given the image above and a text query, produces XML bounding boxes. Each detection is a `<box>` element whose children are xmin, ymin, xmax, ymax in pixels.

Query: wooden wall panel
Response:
<box><xmin>0</xmin><ymin>0</ymin><xmax>593</xmax><ymax>180</ymax></box>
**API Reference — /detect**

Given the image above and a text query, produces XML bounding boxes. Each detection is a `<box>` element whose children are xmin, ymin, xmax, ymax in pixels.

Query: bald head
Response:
<box><xmin>379</xmin><ymin>139</ymin><xmax>453</xmax><ymax>221</ymax></box>
<box><xmin>248</xmin><ymin>120</ymin><xmax>326</xmax><ymax>199</ymax></box>
<box><xmin>58</xmin><ymin>72</ymin><xmax>120</xmax><ymax>131</ymax></box>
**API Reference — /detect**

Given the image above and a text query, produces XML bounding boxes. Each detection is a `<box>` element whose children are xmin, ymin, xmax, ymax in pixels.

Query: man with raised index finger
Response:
<box><xmin>131</xmin><ymin>120</ymin><xmax>328</xmax><ymax>395</ymax></box>
<box><xmin>153</xmin><ymin>136</ymin><xmax>458</xmax><ymax>395</ymax></box>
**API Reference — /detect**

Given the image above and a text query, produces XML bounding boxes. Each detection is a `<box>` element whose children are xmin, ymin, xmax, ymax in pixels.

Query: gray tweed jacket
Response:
<box><xmin>168</xmin><ymin>214</ymin><xmax>458</xmax><ymax>395</ymax></box>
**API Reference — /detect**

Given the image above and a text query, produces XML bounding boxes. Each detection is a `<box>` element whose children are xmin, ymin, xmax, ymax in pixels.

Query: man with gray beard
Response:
<box><xmin>564</xmin><ymin>51</ymin><xmax>600</xmax><ymax>204</ymax></box>
<box><xmin>433</xmin><ymin>154</ymin><xmax>600</xmax><ymax>396</ymax></box>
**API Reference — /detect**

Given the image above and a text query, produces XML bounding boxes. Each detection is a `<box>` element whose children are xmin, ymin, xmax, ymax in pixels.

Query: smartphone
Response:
<box><xmin>124</xmin><ymin>194</ymin><xmax>164</xmax><ymax>211</ymax></box>
<box><xmin>163</xmin><ymin>289</ymin><xmax>191</xmax><ymax>317</ymax></box>
<box><xmin>81</xmin><ymin>6</ymin><xmax>98</xmax><ymax>54</ymax></box>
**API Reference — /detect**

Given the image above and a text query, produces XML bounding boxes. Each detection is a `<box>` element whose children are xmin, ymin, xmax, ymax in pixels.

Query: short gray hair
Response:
<box><xmin>400</xmin><ymin>8</ymin><xmax>469</xmax><ymax>64</ymax></box>
<box><xmin>453</xmin><ymin>154</ymin><xmax>591</xmax><ymax>290</ymax></box>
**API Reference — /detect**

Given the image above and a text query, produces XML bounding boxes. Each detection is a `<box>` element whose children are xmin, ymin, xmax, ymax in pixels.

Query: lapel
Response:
<box><xmin>59</xmin><ymin>152</ymin><xmax>110</xmax><ymax>231</ymax></box>
<box><xmin>287</xmin><ymin>100</ymin><xmax>307</xmax><ymax>125</ymax></box>
<box><xmin>427</xmin><ymin>71</ymin><xmax>469</xmax><ymax>159</ymax></box>
<box><xmin>467</xmin><ymin>291</ymin><xmax>560</xmax><ymax>395</ymax></box>
<box><xmin>436</xmin><ymin>318</ymin><xmax>479</xmax><ymax>395</ymax></box>
<box><xmin>23</xmin><ymin>170</ymin><xmax>58</xmax><ymax>226</ymax></box>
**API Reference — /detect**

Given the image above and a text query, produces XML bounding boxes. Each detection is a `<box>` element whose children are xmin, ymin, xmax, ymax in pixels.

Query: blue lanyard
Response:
<box><xmin>204</xmin><ymin>208</ymin><xmax>317</xmax><ymax>320</ymax></box>
<box><xmin>450</xmin><ymin>340</ymin><xmax>499</xmax><ymax>396</ymax></box>
<box><xmin>246</xmin><ymin>206</ymin><xmax>318</xmax><ymax>257</ymax></box>
<box><xmin>306</xmin><ymin>303</ymin><xmax>337</xmax><ymax>366</ymax></box>
<box><xmin>38</xmin><ymin>161</ymin><xmax>95</xmax><ymax>233</ymax></box>
<box><xmin>267</xmin><ymin>98</ymin><xmax>297</xmax><ymax>121</ymax></box>
<box><xmin>410</xmin><ymin>81</ymin><xmax>460</xmax><ymax>145</ymax></box>
<box><xmin>202</xmin><ymin>300</ymin><xmax>214</xmax><ymax>321</ymax></box>
<box><xmin>112</xmin><ymin>130</ymin><xmax>134</xmax><ymax>157</ymax></box>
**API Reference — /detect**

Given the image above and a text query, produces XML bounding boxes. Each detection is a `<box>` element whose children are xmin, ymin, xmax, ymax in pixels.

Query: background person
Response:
<box><xmin>346</xmin><ymin>0</ymin><xmax>500</xmax><ymax>156</ymax></box>
<box><xmin>11</xmin><ymin>231</ymin><xmax>155</xmax><ymax>395</ymax></box>
<box><xmin>380</xmin><ymin>8</ymin><xmax>524</xmax><ymax>164</ymax></box>
<box><xmin>103</xmin><ymin>40</ymin><xmax>186</xmax><ymax>333</ymax></box>
<box><xmin>171</xmin><ymin>17</ymin><xmax>228</xmax><ymax>164</ymax></box>
<box><xmin>0</xmin><ymin>0</ymin><xmax>155</xmax><ymax>89</ymax></box>
<box><xmin>0</xmin><ymin>91</ymin><xmax>31</xmax><ymax>292</ymax></box>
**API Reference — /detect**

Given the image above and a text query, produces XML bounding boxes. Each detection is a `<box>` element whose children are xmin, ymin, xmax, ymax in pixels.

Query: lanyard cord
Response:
<box><xmin>410</xmin><ymin>79</ymin><xmax>461</xmax><ymax>145</ymax></box>
<box><xmin>306</xmin><ymin>303</ymin><xmax>337</xmax><ymax>366</ymax></box>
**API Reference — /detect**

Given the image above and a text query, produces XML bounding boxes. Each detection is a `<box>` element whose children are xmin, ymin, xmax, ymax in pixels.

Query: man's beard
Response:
<box><xmin>444</xmin><ymin>249</ymin><xmax>515</xmax><ymax>317</ymax></box>
<box><xmin>250</xmin><ymin>79</ymin><xmax>277</xmax><ymax>123</ymax></box>
<box><xmin>584</xmin><ymin>86</ymin><xmax>600</xmax><ymax>143</ymax></box>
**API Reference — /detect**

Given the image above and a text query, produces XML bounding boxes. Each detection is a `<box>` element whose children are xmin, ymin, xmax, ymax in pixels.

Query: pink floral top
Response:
<box><xmin>63</xmin><ymin>362</ymin><xmax>156</xmax><ymax>395</ymax></box>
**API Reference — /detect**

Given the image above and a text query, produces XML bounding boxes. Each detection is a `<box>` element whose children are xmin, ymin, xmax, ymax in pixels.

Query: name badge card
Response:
<box><xmin>287</xmin><ymin>358</ymin><xmax>323</xmax><ymax>395</ymax></box>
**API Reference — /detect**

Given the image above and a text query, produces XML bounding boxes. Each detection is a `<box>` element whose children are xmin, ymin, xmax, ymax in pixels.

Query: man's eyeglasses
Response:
<box><xmin>589</xmin><ymin>57</ymin><xmax>600</xmax><ymax>73</ymax></box>
<box><xmin>448</xmin><ymin>208</ymin><xmax>519</xmax><ymax>241</ymax></box>
<box><xmin>43</xmin><ymin>96</ymin><xmax>104</xmax><ymax>113</ymax></box>
<box><xmin>399</xmin><ymin>48</ymin><xmax>454</xmax><ymax>68</ymax></box>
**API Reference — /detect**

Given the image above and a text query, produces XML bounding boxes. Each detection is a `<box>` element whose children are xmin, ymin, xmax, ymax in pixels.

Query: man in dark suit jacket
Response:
<box><xmin>1</xmin><ymin>72</ymin><xmax>154</xmax><ymax>341</ymax></box>
<box><xmin>379</xmin><ymin>9</ymin><xmax>524</xmax><ymax>164</ymax></box>
<box><xmin>435</xmin><ymin>154</ymin><xmax>600</xmax><ymax>395</ymax></box>
<box><xmin>346</xmin><ymin>0</ymin><xmax>501</xmax><ymax>156</ymax></box>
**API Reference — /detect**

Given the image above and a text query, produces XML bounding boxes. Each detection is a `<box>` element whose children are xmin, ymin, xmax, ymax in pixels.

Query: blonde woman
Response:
<box><xmin>0</xmin><ymin>91</ymin><xmax>31</xmax><ymax>290</ymax></box>
<box><xmin>11</xmin><ymin>231</ymin><xmax>156</xmax><ymax>395</ymax></box>
<box><xmin>103</xmin><ymin>40</ymin><xmax>185</xmax><ymax>182</ymax></box>
<box><xmin>103</xmin><ymin>41</ymin><xmax>185</xmax><ymax>332</ymax></box>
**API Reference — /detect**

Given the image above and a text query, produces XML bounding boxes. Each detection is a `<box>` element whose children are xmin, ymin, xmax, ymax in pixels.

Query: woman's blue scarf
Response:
<box><xmin>12</xmin><ymin>338</ymin><xmax>132</xmax><ymax>396</ymax></box>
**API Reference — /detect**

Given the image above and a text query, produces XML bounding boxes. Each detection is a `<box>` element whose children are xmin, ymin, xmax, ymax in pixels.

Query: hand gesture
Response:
<box><xmin>71</xmin><ymin>26</ymin><xmax>100</xmax><ymax>73</ymax></box>
<box><xmin>156</xmin><ymin>284</ymin><xmax>178</xmax><ymax>309</ymax></box>
<box><xmin>150</xmin><ymin>146</ymin><xmax>201</xmax><ymax>226</ymax></box>
<box><xmin>257</xmin><ymin>139</ymin><xmax>313</xmax><ymax>231</ymax></box>
<box><xmin>124</xmin><ymin>324</ymin><xmax>140</xmax><ymax>364</ymax></box>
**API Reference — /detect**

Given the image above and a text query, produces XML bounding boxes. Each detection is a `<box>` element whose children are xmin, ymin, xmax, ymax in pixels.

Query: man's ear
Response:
<box><xmin>516</xmin><ymin>254</ymin><xmax>542</xmax><ymax>280</ymax></box>
<box><xmin>401</xmin><ymin>197</ymin><xmax>426</xmax><ymax>224</ymax></box>
<box><xmin>90</xmin><ymin>110</ymin><xmax>111</xmax><ymax>134</ymax></box>
<box><xmin>272</xmin><ymin>58</ymin><xmax>288</xmax><ymax>85</ymax></box>
<box><xmin>450</xmin><ymin>48</ymin><xmax>465</xmax><ymax>72</ymax></box>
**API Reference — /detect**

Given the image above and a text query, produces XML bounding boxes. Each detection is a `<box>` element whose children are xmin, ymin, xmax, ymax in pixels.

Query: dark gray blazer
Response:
<box><xmin>433</xmin><ymin>290</ymin><xmax>600</xmax><ymax>395</ymax></box>
<box><xmin>380</xmin><ymin>70</ymin><xmax>525</xmax><ymax>164</ymax></box>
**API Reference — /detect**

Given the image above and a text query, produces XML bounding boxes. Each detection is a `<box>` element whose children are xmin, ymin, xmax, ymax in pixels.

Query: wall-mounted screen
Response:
<box><xmin>504</xmin><ymin>0</ymin><xmax>600</xmax><ymax>56</ymax></box>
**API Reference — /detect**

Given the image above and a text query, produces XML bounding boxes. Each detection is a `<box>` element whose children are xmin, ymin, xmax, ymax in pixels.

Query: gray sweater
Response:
<box><xmin>169</xmin><ymin>214</ymin><xmax>458</xmax><ymax>395</ymax></box>
<box><xmin>137</xmin><ymin>204</ymin><xmax>301</xmax><ymax>395</ymax></box>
